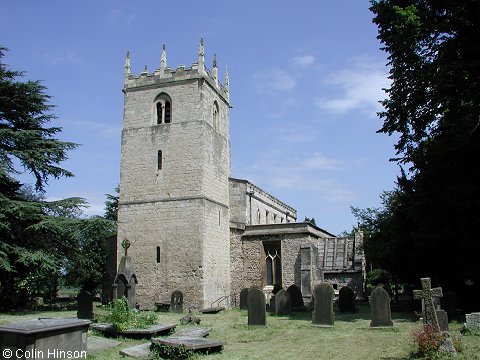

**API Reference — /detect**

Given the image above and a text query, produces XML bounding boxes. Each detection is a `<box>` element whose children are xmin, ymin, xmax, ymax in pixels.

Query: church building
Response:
<box><xmin>116</xmin><ymin>40</ymin><xmax>365</xmax><ymax>310</ymax></box>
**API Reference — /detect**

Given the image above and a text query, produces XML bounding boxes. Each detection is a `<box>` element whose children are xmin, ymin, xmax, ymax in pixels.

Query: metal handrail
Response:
<box><xmin>210</xmin><ymin>292</ymin><xmax>238</xmax><ymax>308</ymax></box>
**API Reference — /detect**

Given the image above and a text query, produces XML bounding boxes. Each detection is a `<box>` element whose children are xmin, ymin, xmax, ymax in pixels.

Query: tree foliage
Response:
<box><xmin>364</xmin><ymin>1</ymin><xmax>480</xmax><ymax>307</ymax></box>
<box><xmin>0</xmin><ymin>47</ymin><xmax>114</xmax><ymax>309</ymax></box>
<box><xmin>104</xmin><ymin>184</ymin><xmax>119</xmax><ymax>221</ymax></box>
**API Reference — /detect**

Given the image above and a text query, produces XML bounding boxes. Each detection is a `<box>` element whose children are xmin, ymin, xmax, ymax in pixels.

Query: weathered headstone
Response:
<box><xmin>239</xmin><ymin>288</ymin><xmax>249</xmax><ymax>310</ymax></box>
<box><xmin>77</xmin><ymin>290</ymin><xmax>94</xmax><ymax>320</ymax></box>
<box><xmin>275</xmin><ymin>289</ymin><xmax>291</xmax><ymax>316</ymax></box>
<box><xmin>113</xmin><ymin>238</ymin><xmax>138</xmax><ymax>308</ymax></box>
<box><xmin>413</xmin><ymin>278</ymin><xmax>443</xmax><ymax>332</ymax></box>
<box><xmin>312</xmin><ymin>283</ymin><xmax>334</xmax><ymax>327</ymax></box>
<box><xmin>247</xmin><ymin>286</ymin><xmax>266</xmax><ymax>326</ymax></box>
<box><xmin>465</xmin><ymin>312</ymin><xmax>480</xmax><ymax>331</ymax></box>
<box><xmin>287</xmin><ymin>284</ymin><xmax>304</xmax><ymax>310</ymax></box>
<box><xmin>436</xmin><ymin>309</ymin><xmax>449</xmax><ymax>331</ymax></box>
<box><xmin>370</xmin><ymin>286</ymin><xmax>393</xmax><ymax>327</ymax></box>
<box><xmin>170</xmin><ymin>290</ymin><xmax>184</xmax><ymax>313</ymax></box>
<box><xmin>338</xmin><ymin>286</ymin><xmax>355</xmax><ymax>313</ymax></box>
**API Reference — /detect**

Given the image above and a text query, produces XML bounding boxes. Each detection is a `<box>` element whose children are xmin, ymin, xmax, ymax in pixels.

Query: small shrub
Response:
<box><xmin>412</xmin><ymin>325</ymin><xmax>461</xmax><ymax>358</ymax></box>
<box><xmin>150</xmin><ymin>343</ymin><xmax>196</xmax><ymax>360</ymax></box>
<box><xmin>99</xmin><ymin>297</ymin><xmax>157</xmax><ymax>332</ymax></box>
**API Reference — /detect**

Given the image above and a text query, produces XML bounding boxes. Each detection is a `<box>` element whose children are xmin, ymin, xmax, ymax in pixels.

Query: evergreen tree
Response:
<box><xmin>0</xmin><ymin>47</ymin><xmax>86</xmax><ymax>309</ymax></box>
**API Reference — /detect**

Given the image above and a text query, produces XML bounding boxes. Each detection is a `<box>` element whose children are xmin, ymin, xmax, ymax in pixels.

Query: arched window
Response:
<box><xmin>213</xmin><ymin>101</ymin><xmax>219</xmax><ymax>129</ymax></box>
<box><xmin>154</xmin><ymin>93</ymin><xmax>172</xmax><ymax>124</ymax></box>
<box><xmin>264</xmin><ymin>243</ymin><xmax>281</xmax><ymax>286</ymax></box>
<box><xmin>157</xmin><ymin>150</ymin><xmax>163</xmax><ymax>170</ymax></box>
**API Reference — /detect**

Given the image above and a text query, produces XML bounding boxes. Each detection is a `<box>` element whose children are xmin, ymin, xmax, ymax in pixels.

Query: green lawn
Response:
<box><xmin>1</xmin><ymin>304</ymin><xmax>479</xmax><ymax>359</ymax></box>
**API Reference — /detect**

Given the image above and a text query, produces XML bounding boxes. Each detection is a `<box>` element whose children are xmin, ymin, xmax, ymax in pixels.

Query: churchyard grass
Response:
<box><xmin>1</xmin><ymin>303</ymin><xmax>479</xmax><ymax>359</ymax></box>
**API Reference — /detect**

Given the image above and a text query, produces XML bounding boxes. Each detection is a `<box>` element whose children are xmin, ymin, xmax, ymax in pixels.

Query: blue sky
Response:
<box><xmin>1</xmin><ymin>0</ymin><xmax>399</xmax><ymax>234</ymax></box>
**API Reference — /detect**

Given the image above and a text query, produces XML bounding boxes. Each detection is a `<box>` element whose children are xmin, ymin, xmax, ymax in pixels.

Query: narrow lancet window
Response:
<box><xmin>213</xmin><ymin>101</ymin><xmax>219</xmax><ymax>129</ymax></box>
<box><xmin>157</xmin><ymin>150</ymin><xmax>163</xmax><ymax>170</ymax></box>
<box><xmin>156</xmin><ymin>246</ymin><xmax>160</xmax><ymax>263</ymax></box>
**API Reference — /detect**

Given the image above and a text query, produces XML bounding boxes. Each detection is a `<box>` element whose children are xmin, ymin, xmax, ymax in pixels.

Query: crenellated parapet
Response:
<box><xmin>123</xmin><ymin>38</ymin><xmax>229</xmax><ymax>103</ymax></box>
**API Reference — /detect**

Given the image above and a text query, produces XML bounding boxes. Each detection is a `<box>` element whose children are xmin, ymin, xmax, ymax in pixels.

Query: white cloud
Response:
<box><xmin>43</xmin><ymin>50</ymin><xmax>80</xmax><ymax>66</ymax></box>
<box><xmin>63</xmin><ymin>117</ymin><xmax>121</xmax><ymax>140</ymax></box>
<box><xmin>292</xmin><ymin>55</ymin><xmax>315</xmax><ymax>68</ymax></box>
<box><xmin>300</xmin><ymin>152</ymin><xmax>344</xmax><ymax>171</ymax></box>
<box><xmin>272</xmin><ymin>124</ymin><xmax>319</xmax><ymax>143</ymax></box>
<box><xmin>315</xmin><ymin>57</ymin><xmax>390</xmax><ymax>117</ymax></box>
<box><xmin>254</xmin><ymin>68</ymin><xmax>297</xmax><ymax>92</ymax></box>
<box><xmin>238</xmin><ymin>152</ymin><xmax>351</xmax><ymax>203</ymax></box>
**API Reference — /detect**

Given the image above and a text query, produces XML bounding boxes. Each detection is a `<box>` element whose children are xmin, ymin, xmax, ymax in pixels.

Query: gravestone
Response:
<box><xmin>247</xmin><ymin>286</ymin><xmax>266</xmax><ymax>326</ymax></box>
<box><xmin>413</xmin><ymin>278</ymin><xmax>443</xmax><ymax>332</ymax></box>
<box><xmin>170</xmin><ymin>290</ymin><xmax>184</xmax><ymax>313</ymax></box>
<box><xmin>77</xmin><ymin>290</ymin><xmax>94</xmax><ymax>320</ymax></box>
<box><xmin>414</xmin><ymin>277</ymin><xmax>456</xmax><ymax>354</ymax></box>
<box><xmin>312</xmin><ymin>283</ymin><xmax>335</xmax><ymax>327</ymax></box>
<box><xmin>465</xmin><ymin>312</ymin><xmax>480</xmax><ymax>332</ymax></box>
<box><xmin>370</xmin><ymin>286</ymin><xmax>393</xmax><ymax>327</ymax></box>
<box><xmin>338</xmin><ymin>286</ymin><xmax>355</xmax><ymax>313</ymax></box>
<box><xmin>275</xmin><ymin>289</ymin><xmax>291</xmax><ymax>316</ymax></box>
<box><xmin>0</xmin><ymin>318</ymin><xmax>90</xmax><ymax>358</ymax></box>
<box><xmin>436</xmin><ymin>309</ymin><xmax>449</xmax><ymax>331</ymax></box>
<box><xmin>287</xmin><ymin>284</ymin><xmax>304</xmax><ymax>310</ymax></box>
<box><xmin>113</xmin><ymin>238</ymin><xmax>138</xmax><ymax>308</ymax></box>
<box><xmin>239</xmin><ymin>288</ymin><xmax>249</xmax><ymax>309</ymax></box>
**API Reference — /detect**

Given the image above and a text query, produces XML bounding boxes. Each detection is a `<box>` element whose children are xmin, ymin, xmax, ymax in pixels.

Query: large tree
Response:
<box><xmin>366</xmin><ymin>1</ymin><xmax>480</xmax><ymax>303</ymax></box>
<box><xmin>0</xmin><ymin>47</ymin><xmax>88</xmax><ymax>309</ymax></box>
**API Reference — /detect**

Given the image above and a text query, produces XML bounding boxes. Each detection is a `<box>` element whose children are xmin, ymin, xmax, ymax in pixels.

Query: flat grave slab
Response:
<box><xmin>119</xmin><ymin>342</ymin><xmax>151</xmax><ymax>358</ymax></box>
<box><xmin>0</xmin><ymin>318</ymin><xmax>90</xmax><ymax>358</ymax></box>
<box><xmin>90</xmin><ymin>322</ymin><xmax>117</xmax><ymax>336</ymax></box>
<box><xmin>200</xmin><ymin>306</ymin><xmax>225</xmax><ymax>314</ymax></box>
<box><xmin>172</xmin><ymin>327</ymin><xmax>211</xmax><ymax>338</ymax></box>
<box><xmin>121</xmin><ymin>323</ymin><xmax>176</xmax><ymax>339</ymax></box>
<box><xmin>152</xmin><ymin>336</ymin><xmax>223</xmax><ymax>352</ymax></box>
<box><xmin>87</xmin><ymin>335</ymin><xmax>121</xmax><ymax>352</ymax></box>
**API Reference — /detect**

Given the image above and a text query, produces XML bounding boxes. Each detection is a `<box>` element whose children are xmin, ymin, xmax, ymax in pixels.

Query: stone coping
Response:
<box><xmin>0</xmin><ymin>318</ymin><xmax>91</xmax><ymax>335</ymax></box>
<box><xmin>152</xmin><ymin>336</ymin><xmax>224</xmax><ymax>351</ymax></box>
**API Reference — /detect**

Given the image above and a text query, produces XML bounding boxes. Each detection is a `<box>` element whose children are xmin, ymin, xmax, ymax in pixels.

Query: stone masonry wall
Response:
<box><xmin>117</xmin><ymin>200</ymin><xmax>204</xmax><ymax>309</ymax></box>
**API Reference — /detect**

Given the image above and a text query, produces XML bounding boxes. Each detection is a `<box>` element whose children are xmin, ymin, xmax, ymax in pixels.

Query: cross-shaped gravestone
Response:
<box><xmin>413</xmin><ymin>277</ymin><xmax>443</xmax><ymax>332</ymax></box>
<box><xmin>121</xmin><ymin>238</ymin><xmax>131</xmax><ymax>256</ymax></box>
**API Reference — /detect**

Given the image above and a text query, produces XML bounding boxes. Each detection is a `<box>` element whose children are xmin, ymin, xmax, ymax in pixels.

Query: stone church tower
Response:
<box><xmin>117</xmin><ymin>39</ymin><xmax>231</xmax><ymax>309</ymax></box>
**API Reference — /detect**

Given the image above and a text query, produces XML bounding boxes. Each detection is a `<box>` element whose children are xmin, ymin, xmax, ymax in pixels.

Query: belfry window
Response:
<box><xmin>157</xmin><ymin>150</ymin><xmax>163</xmax><ymax>170</ymax></box>
<box><xmin>154</xmin><ymin>92</ymin><xmax>172</xmax><ymax>124</ymax></box>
